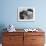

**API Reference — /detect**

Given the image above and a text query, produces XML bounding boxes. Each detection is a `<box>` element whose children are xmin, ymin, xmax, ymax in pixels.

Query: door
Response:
<box><xmin>3</xmin><ymin>32</ymin><xmax>24</xmax><ymax>46</ymax></box>
<box><xmin>32</xmin><ymin>35</ymin><xmax>45</xmax><ymax>46</ymax></box>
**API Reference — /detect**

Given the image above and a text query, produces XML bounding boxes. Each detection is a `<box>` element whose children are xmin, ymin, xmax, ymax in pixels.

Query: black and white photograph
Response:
<box><xmin>18</xmin><ymin>7</ymin><xmax>35</xmax><ymax>21</ymax></box>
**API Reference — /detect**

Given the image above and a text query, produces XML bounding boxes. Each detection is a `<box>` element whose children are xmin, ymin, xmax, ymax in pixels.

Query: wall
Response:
<box><xmin>0</xmin><ymin>0</ymin><xmax>46</xmax><ymax>30</ymax></box>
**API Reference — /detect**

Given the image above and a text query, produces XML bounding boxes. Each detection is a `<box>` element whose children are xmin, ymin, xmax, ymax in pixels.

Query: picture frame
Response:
<box><xmin>17</xmin><ymin>7</ymin><xmax>35</xmax><ymax>21</ymax></box>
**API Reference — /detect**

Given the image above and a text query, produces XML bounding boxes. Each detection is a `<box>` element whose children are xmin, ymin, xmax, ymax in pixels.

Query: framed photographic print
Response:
<box><xmin>17</xmin><ymin>7</ymin><xmax>35</xmax><ymax>21</ymax></box>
